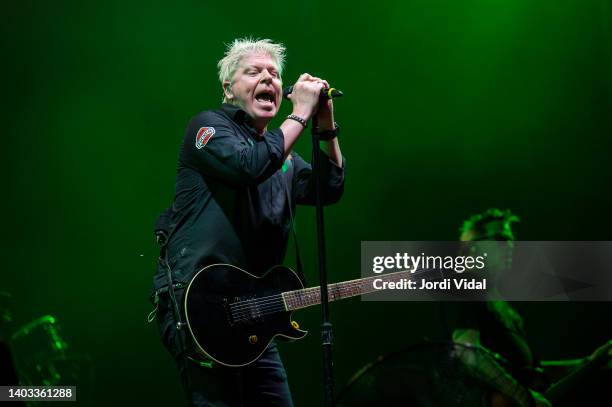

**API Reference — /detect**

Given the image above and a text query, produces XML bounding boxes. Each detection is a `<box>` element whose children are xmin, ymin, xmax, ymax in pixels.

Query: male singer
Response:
<box><xmin>151</xmin><ymin>38</ymin><xmax>345</xmax><ymax>406</ymax></box>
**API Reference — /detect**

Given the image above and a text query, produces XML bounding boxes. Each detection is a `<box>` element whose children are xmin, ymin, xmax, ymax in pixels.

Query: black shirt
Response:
<box><xmin>152</xmin><ymin>104</ymin><xmax>345</xmax><ymax>291</ymax></box>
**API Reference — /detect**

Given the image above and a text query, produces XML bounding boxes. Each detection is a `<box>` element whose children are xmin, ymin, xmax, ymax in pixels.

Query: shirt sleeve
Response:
<box><xmin>180</xmin><ymin>111</ymin><xmax>285</xmax><ymax>187</ymax></box>
<box><xmin>291</xmin><ymin>150</ymin><xmax>345</xmax><ymax>205</ymax></box>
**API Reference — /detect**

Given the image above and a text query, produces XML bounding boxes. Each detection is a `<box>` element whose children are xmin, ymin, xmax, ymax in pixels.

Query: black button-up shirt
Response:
<box><xmin>152</xmin><ymin>104</ymin><xmax>345</xmax><ymax>291</ymax></box>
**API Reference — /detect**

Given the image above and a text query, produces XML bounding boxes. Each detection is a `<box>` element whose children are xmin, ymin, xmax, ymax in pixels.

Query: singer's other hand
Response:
<box><xmin>317</xmin><ymin>97</ymin><xmax>335</xmax><ymax>132</ymax></box>
<box><xmin>287</xmin><ymin>73</ymin><xmax>327</xmax><ymax>120</ymax></box>
<box><xmin>299</xmin><ymin>74</ymin><xmax>334</xmax><ymax>130</ymax></box>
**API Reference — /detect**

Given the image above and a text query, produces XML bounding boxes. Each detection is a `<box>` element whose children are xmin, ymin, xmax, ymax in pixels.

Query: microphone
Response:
<box><xmin>283</xmin><ymin>86</ymin><xmax>344</xmax><ymax>100</ymax></box>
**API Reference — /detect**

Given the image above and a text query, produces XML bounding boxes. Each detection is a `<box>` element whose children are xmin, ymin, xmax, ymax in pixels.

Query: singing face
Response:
<box><xmin>225</xmin><ymin>52</ymin><xmax>282</xmax><ymax>130</ymax></box>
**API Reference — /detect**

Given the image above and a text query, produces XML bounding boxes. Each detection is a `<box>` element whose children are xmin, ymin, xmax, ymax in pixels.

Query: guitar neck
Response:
<box><xmin>282</xmin><ymin>269</ymin><xmax>414</xmax><ymax>311</ymax></box>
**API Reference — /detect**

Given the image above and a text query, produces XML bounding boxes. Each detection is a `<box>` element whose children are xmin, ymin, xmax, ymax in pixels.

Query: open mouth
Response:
<box><xmin>255</xmin><ymin>91</ymin><xmax>276</xmax><ymax>107</ymax></box>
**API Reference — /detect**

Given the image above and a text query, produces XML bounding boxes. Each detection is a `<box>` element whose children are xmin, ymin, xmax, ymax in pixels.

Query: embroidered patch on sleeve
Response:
<box><xmin>195</xmin><ymin>127</ymin><xmax>216</xmax><ymax>149</ymax></box>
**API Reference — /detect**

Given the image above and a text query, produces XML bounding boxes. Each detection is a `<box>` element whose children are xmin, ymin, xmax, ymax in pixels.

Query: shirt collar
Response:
<box><xmin>220</xmin><ymin>103</ymin><xmax>253</xmax><ymax>125</ymax></box>
<box><xmin>220</xmin><ymin>103</ymin><xmax>265</xmax><ymax>139</ymax></box>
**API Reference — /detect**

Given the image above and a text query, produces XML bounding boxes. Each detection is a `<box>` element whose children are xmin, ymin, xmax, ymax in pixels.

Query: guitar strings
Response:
<box><xmin>229</xmin><ymin>283</ymin><xmax>369</xmax><ymax>322</ymax></box>
<box><xmin>230</xmin><ymin>277</ymin><xmax>375</xmax><ymax>314</ymax></box>
<box><xmin>229</xmin><ymin>277</ymin><xmax>381</xmax><ymax>315</ymax></box>
<box><xmin>229</xmin><ymin>269</ymin><xmax>435</xmax><ymax>322</ymax></box>
<box><xmin>230</xmin><ymin>268</ymin><xmax>426</xmax><ymax>313</ymax></box>
<box><xmin>229</xmin><ymin>277</ymin><xmax>372</xmax><ymax>313</ymax></box>
<box><xmin>228</xmin><ymin>289</ymin><xmax>318</xmax><ymax>312</ymax></box>
<box><xmin>229</xmin><ymin>284</ymin><xmax>354</xmax><ymax>315</ymax></box>
<box><xmin>230</xmin><ymin>287</ymin><xmax>356</xmax><ymax>321</ymax></box>
<box><xmin>230</xmin><ymin>285</ymin><xmax>364</xmax><ymax>322</ymax></box>
<box><xmin>228</xmin><ymin>287</ymin><xmax>318</xmax><ymax>312</ymax></box>
<box><xmin>228</xmin><ymin>290</ymin><xmax>326</xmax><ymax>321</ymax></box>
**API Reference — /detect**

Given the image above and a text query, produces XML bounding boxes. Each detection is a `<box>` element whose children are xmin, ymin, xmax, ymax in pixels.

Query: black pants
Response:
<box><xmin>156</xmin><ymin>291</ymin><xmax>294</xmax><ymax>406</ymax></box>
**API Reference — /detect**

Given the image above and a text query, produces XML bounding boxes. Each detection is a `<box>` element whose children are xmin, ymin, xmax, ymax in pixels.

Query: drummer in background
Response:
<box><xmin>451</xmin><ymin>208</ymin><xmax>611</xmax><ymax>407</ymax></box>
<box><xmin>453</xmin><ymin>210</ymin><xmax>534</xmax><ymax>383</ymax></box>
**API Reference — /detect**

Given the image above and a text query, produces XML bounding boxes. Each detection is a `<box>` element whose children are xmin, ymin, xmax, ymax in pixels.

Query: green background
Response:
<box><xmin>2</xmin><ymin>0</ymin><xmax>611</xmax><ymax>405</ymax></box>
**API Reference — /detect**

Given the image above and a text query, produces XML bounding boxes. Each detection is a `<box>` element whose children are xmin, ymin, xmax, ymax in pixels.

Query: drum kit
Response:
<box><xmin>0</xmin><ymin>292</ymin><xmax>91</xmax><ymax>403</ymax></box>
<box><xmin>336</xmin><ymin>342</ymin><xmax>500</xmax><ymax>407</ymax></box>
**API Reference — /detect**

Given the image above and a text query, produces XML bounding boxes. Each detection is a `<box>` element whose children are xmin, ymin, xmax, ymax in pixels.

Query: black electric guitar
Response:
<box><xmin>183</xmin><ymin>263</ymin><xmax>414</xmax><ymax>367</ymax></box>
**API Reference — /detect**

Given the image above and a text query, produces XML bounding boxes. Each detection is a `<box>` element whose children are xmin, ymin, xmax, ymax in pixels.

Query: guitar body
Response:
<box><xmin>184</xmin><ymin>264</ymin><xmax>308</xmax><ymax>367</ymax></box>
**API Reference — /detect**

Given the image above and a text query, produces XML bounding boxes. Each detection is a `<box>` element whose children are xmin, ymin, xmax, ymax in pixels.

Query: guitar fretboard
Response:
<box><xmin>282</xmin><ymin>269</ymin><xmax>417</xmax><ymax>311</ymax></box>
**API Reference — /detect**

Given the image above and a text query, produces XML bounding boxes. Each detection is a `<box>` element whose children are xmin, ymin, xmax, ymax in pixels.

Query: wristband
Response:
<box><xmin>287</xmin><ymin>114</ymin><xmax>308</xmax><ymax>128</ymax></box>
<box><xmin>315</xmin><ymin>122</ymin><xmax>340</xmax><ymax>141</ymax></box>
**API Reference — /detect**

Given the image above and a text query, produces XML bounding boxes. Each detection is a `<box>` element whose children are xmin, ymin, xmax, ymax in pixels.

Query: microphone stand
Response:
<box><xmin>310</xmin><ymin>114</ymin><xmax>335</xmax><ymax>407</ymax></box>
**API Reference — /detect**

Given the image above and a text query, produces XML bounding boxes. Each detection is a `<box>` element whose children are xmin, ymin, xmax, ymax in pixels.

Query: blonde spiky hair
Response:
<box><xmin>217</xmin><ymin>37</ymin><xmax>286</xmax><ymax>103</ymax></box>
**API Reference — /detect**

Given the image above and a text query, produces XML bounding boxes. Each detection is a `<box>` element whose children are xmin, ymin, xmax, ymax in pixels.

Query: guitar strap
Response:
<box><xmin>284</xmin><ymin>169</ymin><xmax>307</xmax><ymax>286</ymax></box>
<box><xmin>157</xmin><ymin>240</ymin><xmax>187</xmax><ymax>358</ymax></box>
